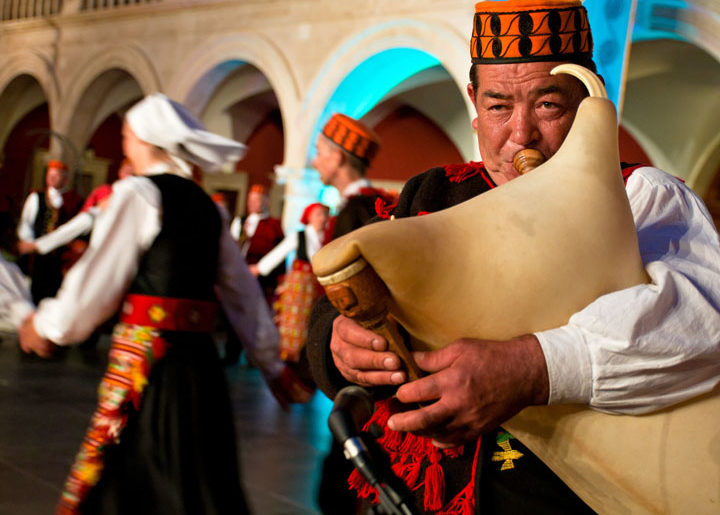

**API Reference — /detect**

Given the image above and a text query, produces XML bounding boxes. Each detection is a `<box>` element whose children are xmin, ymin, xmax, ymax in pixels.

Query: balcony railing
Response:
<box><xmin>80</xmin><ymin>0</ymin><xmax>160</xmax><ymax>12</ymax></box>
<box><xmin>0</xmin><ymin>0</ymin><xmax>161</xmax><ymax>20</ymax></box>
<box><xmin>0</xmin><ymin>0</ymin><xmax>63</xmax><ymax>20</ymax></box>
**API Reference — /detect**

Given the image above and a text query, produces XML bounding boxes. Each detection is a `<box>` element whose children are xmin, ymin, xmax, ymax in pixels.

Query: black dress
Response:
<box><xmin>76</xmin><ymin>174</ymin><xmax>248</xmax><ymax>515</ymax></box>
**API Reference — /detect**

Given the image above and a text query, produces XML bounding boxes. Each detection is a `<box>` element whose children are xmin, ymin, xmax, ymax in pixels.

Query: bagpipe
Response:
<box><xmin>313</xmin><ymin>64</ymin><xmax>720</xmax><ymax>514</ymax></box>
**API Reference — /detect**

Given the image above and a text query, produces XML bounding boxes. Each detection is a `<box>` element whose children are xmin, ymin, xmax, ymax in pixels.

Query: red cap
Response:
<box><xmin>300</xmin><ymin>202</ymin><xmax>329</xmax><ymax>225</ymax></box>
<box><xmin>321</xmin><ymin>113</ymin><xmax>380</xmax><ymax>165</ymax></box>
<box><xmin>249</xmin><ymin>184</ymin><xmax>268</xmax><ymax>195</ymax></box>
<box><xmin>471</xmin><ymin>1</ymin><xmax>592</xmax><ymax>65</ymax></box>
<box><xmin>47</xmin><ymin>159</ymin><xmax>68</xmax><ymax>171</ymax></box>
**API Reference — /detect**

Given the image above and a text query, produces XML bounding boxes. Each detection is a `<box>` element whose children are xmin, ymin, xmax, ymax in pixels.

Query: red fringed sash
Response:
<box><xmin>348</xmin><ymin>398</ymin><xmax>481</xmax><ymax>514</ymax></box>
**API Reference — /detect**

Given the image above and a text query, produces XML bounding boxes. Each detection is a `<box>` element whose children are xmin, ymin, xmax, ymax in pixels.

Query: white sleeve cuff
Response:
<box><xmin>8</xmin><ymin>301</ymin><xmax>34</xmax><ymax>330</ymax></box>
<box><xmin>536</xmin><ymin>324</ymin><xmax>593</xmax><ymax>405</ymax></box>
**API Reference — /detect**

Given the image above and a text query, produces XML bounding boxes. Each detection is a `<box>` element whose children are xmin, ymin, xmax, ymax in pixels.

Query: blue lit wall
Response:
<box><xmin>308</xmin><ymin>47</ymin><xmax>441</xmax><ymax>207</ymax></box>
<box><xmin>583</xmin><ymin>0</ymin><xmax>637</xmax><ymax>110</ymax></box>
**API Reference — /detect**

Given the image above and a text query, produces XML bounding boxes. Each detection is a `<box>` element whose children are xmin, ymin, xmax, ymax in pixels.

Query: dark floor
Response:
<box><xmin>0</xmin><ymin>330</ymin><xmax>333</xmax><ymax>515</ymax></box>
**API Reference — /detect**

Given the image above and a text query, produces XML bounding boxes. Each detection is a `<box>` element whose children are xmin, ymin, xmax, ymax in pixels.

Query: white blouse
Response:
<box><xmin>255</xmin><ymin>225</ymin><xmax>325</xmax><ymax>277</ymax></box>
<box><xmin>32</xmin><ymin>164</ymin><xmax>284</xmax><ymax>380</ymax></box>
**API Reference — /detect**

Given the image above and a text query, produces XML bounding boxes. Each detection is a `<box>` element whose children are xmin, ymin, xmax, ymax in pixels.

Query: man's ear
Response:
<box><xmin>331</xmin><ymin>147</ymin><xmax>344</xmax><ymax>168</ymax></box>
<box><xmin>466</xmin><ymin>82</ymin><xmax>476</xmax><ymax>103</ymax></box>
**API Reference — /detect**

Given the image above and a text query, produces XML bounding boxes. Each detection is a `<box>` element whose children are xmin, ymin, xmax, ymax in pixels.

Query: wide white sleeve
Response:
<box><xmin>537</xmin><ymin>167</ymin><xmax>720</xmax><ymax>414</ymax></box>
<box><xmin>215</xmin><ymin>218</ymin><xmax>284</xmax><ymax>381</ymax></box>
<box><xmin>256</xmin><ymin>232</ymin><xmax>297</xmax><ymax>276</ymax></box>
<box><xmin>17</xmin><ymin>193</ymin><xmax>39</xmax><ymax>242</ymax></box>
<box><xmin>0</xmin><ymin>257</ymin><xmax>33</xmax><ymax>328</ymax></box>
<box><xmin>33</xmin><ymin>178</ymin><xmax>161</xmax><ymax>344</ymax></box>
<box><xmin>34</xmin><ymin>211</ymin><xmax>96</xmax><ymax>255</ymax></box>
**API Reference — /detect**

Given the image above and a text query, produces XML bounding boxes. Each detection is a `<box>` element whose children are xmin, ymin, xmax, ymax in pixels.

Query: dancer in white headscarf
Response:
<box><xmin>19</xmin><ymin>93</ymin><xmax>296</xmax><ymax>515</ymax></box>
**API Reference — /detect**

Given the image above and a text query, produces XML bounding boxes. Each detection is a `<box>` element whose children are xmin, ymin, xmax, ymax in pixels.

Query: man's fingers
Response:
<box><xmin>395</xmin><ymin>375</ymin><xmax>443</xmax><ymax>404</ymax></box>
<box><xmin>412</xmin><ymin>341</ymin><xmax>468</xmax><ymax>373</ymax></box>
<box><xmin>387</xmin><ymin>401</ymin><xmax>450</xmax><ymax>434</ymax></box>
<box><xmin>355</xmin><ymin>370</ymin><xmax>407</xmax><ymax>386</ymax></box>
<box><xmin>334</xmin><ymin>316</ymin><xmax>387</xmax><ymax>351</ymax></box>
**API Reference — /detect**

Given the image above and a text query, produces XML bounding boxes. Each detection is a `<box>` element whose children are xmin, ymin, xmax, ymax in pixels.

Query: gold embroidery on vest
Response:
<box><xmin>492</xmin><ymin>431</ymin><xmax>524</xmax><ymax>471</ymax></box>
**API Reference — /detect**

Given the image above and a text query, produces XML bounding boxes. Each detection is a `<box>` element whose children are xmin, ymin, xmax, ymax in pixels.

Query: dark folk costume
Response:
<box><xmin>17</xmin><ymin>186</ymin><xmax>84</xmax><ymax>303</ymax></box>
<box><xmin>32</xmin><ymin>94</ymin><xmax>281</xmax><ymax>515</ymax></box>
<box><xmin>307</xmin><ymin>161</ymin><xmax>649</xmax><ymax>514</ymax></box>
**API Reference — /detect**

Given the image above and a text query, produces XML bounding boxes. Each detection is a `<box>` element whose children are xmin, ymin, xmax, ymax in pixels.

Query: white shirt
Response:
<box><xmin>32</xmin><ymin>164</ymin><xmax>284</xmax><ymax>380</ymax></box>
<box><xmin>338</xmin><ymin>178</ymin><xmax>371</xmax><ymax>209</ymax></box>
<box><xmin>0</xmin><ymin>256</ymin><xmax>33</xmax><ymax>328</ymax></box>
<box><xmin>256</xmin><ymin>225</ymin><xmax>325</xmax><ymax>276</ymax></box>
<box><xmin>17</xmin><ymin>188</ymin><xmax>65</xmax><ymax>242</ymax></box>
<box><xmin>537</xmin><ymin>166</ymin><xmax>720</xmax><ymax>414</ymax></box>
<box><xmin>230</xmin><ymin>212</ymin><xmax>268</xmax><ymax>242</ymax></box>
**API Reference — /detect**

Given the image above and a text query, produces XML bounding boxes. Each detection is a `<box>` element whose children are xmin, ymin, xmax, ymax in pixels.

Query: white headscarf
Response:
<box><xmin>126</xmin><ymin>93</ymin><xmax>247</xmax><ymax>177</ymax></box>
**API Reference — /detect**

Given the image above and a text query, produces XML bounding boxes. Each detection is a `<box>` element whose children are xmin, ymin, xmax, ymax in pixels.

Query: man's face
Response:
<box><xmin>246</xmin><ymin>191</ymin><xmax>267</xmax><ymax>214</ymax></box>
<box><xmin>312</xmin><ymin>135</ymin><xmax>341</xmax><ymax>186</ymax></box>
<box><xmin>468</xmin><ymin>61</ymin><xmax>587</xmax><ymax>182</ymax></box>
<box><xmin>307</xmin><ymin>206</ymin><xmax>329</xmax><ymax>232</ymax></box>
<box><xmin>45</xmin><ymin>166</ymin><xmax>67</xmax><ymax>190</ymax></box>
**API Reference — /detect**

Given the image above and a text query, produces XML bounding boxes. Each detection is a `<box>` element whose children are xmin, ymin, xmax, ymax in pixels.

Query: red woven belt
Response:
<box><xmin>120</xmin><ymin>294</ymin><xmax>217</xmax><ymax>332</ymax></box>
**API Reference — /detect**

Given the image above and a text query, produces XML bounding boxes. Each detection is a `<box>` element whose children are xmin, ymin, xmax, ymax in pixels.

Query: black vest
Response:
<box><xmin>34</xmin><ymin>191</ymin><xmax>76</xmax><ymax>238</ymax></box>
<box><xmin>127</xmin><ymin>174</ymin><xmax>220</xmax><ymax>301</ymax></box>
<box><xmin>296</xmin><ymin>230</ymin><xmax>309</xmax><ymax>262</ymax></box>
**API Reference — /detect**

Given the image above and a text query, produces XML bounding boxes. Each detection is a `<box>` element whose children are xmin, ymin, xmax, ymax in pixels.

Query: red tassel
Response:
<box><xmin>392</xmin><ymin>455</ymin><xmax>422</xmax><ymax>489</ymax></box>
<box><xmin>398</xmin><ymin>431</ymin><xmax>427</xmax><ymax>455</ymax></box>
<box><xmin>424</xmin><ymin>448</ymin><xmax>445</xmax><ymax>511</ymax></box>
<box><xmin>348</xmin><ymin>468</ymin><xmax>378</xmax><ymax>503</ymax></box>
<box><xmin>442</xmin><ymin>445</ymin><xmax>464</xmax><ymax>459</ymax></box>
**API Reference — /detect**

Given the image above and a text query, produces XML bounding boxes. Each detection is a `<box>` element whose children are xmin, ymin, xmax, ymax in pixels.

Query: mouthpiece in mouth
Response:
<box><xmin>513</xmin><ymin>149</ymin><xmax>545</xmax><ymax>175</ymax></box>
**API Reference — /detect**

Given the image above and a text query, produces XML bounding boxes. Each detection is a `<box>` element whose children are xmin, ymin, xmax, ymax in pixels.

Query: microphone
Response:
<box><xmin>328</xmin><ymin>386</ymin><xmax>381</xmax><ymax>485</ymax></box>
<box><xmin>329</xmin><ymin>386</ymin><xmax>418</xmax><ymax>515</ymax></box>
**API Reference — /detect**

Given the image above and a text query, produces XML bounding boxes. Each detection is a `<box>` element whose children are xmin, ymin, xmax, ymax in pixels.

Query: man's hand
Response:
<box><xmin>267</xmin><ymin>365</ymin><xmax>315</xmax><ymax>410</ymax></box>
<box><xmin>387</xmin><ymin>334</ymin><xmax>549</xmax><ymax>448</ymax></box>
<box><xmin>248</xmin><ymin>264</ymin><xmax>260</xmax><ymax>277</ymax></box>
<box><xmin>17</xmin><ymin>240</ymin><xmax>37</xmax><ymax>255</ymax></box>
<box><xmin>330</xmin><ymin>316</ymin><xmax>407</xmax><ymax>387</ymax></box>
<box><xmin>18</xmin><ymin>314</ymin><xmax>58</xmax><ymax>358</ymax></box>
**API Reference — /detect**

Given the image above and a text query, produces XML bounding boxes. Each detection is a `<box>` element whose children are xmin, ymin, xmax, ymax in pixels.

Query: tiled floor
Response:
<box><xmin>0</xmin><ymin>330</ymin><xmax>333</xmax><ymax>515</ymax></box>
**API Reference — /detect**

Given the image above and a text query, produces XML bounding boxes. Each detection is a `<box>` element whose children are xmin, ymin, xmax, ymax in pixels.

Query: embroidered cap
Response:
<box><xmin>471</xmin><ymin>0</ymin><xmax>593</xmax><ymax>65</ymax></box>
<box><xmin>321</xmin><ymin>113</ymin><xmax>380</xmax><ymax>165</ymax></box>
<box><xmin>300</xmin><ymin>202</ymin><xmax>329</xmax><ymax>225</ymax></box>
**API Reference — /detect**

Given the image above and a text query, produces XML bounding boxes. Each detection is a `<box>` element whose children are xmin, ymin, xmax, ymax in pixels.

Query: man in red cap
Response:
<box><xmin>306</xmin><ymin>1</ymin><xmax>720</xmax><ymax>514</ymax></box>
<box><xmin>312</xmin><ymin>113</ymin><xmax>393</xmax><ymax>240</ymax></box>
<box><xmin>226</xmin><ymin>184</ymin><xmax>284</xmax><ymax>365</ymax></box>
<box><xmin>17</xmin><ymin>159</ymin><xmax>84</xmax><ymax>303</ymax></box>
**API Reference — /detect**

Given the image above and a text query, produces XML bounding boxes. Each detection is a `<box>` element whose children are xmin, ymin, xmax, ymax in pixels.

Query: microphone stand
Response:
<box><xmin>329</xmin><ymin>386</ymin><xmax>418</xmax><ymax>515</ymax></box>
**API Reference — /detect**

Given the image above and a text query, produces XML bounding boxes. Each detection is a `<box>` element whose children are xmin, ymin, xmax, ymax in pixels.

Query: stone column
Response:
<box><xmin>274</xmin><ymin>165</ymin><xmax>328</xmax><ymax>234</ymax></box>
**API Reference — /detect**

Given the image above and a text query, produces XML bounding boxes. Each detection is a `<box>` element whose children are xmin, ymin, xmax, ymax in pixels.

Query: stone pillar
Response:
<box><xmin>274</xmin><ymin>164</ymin><xmax>327</xmax><ymax>234</ymax></box>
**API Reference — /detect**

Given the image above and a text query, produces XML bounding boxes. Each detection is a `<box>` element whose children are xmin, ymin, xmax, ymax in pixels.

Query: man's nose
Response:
<box><xmin>509</xmin><ymin>108</ymin><xmax>540</xmax><ymax>147</ymax></box>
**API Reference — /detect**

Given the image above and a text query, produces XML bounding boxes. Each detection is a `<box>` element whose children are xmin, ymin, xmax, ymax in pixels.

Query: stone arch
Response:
<box><xmin>622</xmin><ymin>39</ymin><xmax>720</xmax><ymax>185</ymax></box>
<box><xmin>56</xmin><ymin>43</ymin><xmax>162</xmax><ymax>148</ymax></box>
<box><xmin>296</xmin><ymin>18</ymin><xmax>474</xmax><ymax>169</ymax></box>
<box><xmin>168</xmin><ymin>33</ymin><xmax>300</xmax><ymax>134</ymax></box>
<box><xmin>0</xmin><ymin>50</ymin><xmax>58</xmax><ymax>150</ymax></box>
